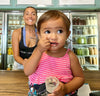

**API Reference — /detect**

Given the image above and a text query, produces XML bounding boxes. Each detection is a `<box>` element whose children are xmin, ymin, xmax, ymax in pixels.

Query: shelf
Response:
<box><xmin>8</xmin><ymin>44</ymin><xmax>12</xmax><ymax>46</ymax></box>
<box><xmin>73</xmin><ymin>34</ymin><xmax>97</xmax><ymax>37</ymax></box>
<box><xmin>73</xmin><ymin>25</ymin><xmax>97</xmax><ymax>27</ymax></box>
<box><xmin>73</xmin><ymin>44</ymin><xmax>97</xmax><ymax>47</ymax></box>
<box><xmin>81</xmin><ymin>62</ymin><xmax>98</xmax><ymax>67</ymax></box>
<box><xmin>8</xmin><ymin>25</ymin><xmax>24</xmax><ymax>27</ymax></box>
<box><xmin>7</xmin><ymin>55</ymin><xmax>13</xmax><ymax>56</ymax></box>
<box><xmin>77</xmin><ymin>55</ymin><xmax>97</xmax><ymax>57</ymax></box>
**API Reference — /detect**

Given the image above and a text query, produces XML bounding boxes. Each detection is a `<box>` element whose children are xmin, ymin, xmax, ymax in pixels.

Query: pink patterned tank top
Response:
<box><xmin>29</xmin><ymin>49</ymin><xmax>73</xmax><ymax>85</ymax></box>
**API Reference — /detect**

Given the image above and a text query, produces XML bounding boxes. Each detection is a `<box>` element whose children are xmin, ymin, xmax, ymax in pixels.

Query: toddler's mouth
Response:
<box><xmin>50</xmin><ymin>42</ymin><xmax>58</xmax><ymax>46</ymax></box>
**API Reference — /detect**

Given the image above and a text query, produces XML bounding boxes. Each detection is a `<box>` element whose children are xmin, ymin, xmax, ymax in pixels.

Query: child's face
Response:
<box><xmin>39</xmin><ymin>18</ymin><xmax>70</xmax><ymax>51</ymax></box>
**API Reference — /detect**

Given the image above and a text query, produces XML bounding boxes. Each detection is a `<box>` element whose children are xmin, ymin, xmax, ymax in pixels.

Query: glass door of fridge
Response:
<box><xmin>0</xmin><ymin>12</ymin><xmax>4</xmax><ymax>70</ymax></box>
<box><xmin>4</xmin><ymin>12</ymin><xmax>23</xmax><ymax>70</ymax></box>
<box><xmin>70</xmin><ymin>12</ymin><xmax>99</xmax><ymax>71</ymax></box>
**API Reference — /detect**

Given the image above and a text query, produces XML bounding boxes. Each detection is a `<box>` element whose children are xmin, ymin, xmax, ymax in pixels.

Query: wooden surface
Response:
<box><xmin>84</xmin><ymin>71</ymin><xmax>100</xmax><ymax>91</ymax></box>
<box><xmin>0</xmin><ymin>70</ymin><xmax>100</xmax><ymax>96</ymax></box>
<box><xmin>0</xmin><ymin>71</ymin><xmax>28</xmax><ymax>96</ymax></box>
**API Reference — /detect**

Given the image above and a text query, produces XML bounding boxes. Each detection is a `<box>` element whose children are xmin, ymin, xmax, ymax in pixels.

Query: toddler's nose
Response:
<box><xmin>50</xmin><ymin>33</ymin><xmax>57</xmax><ymax>40</ymax></box>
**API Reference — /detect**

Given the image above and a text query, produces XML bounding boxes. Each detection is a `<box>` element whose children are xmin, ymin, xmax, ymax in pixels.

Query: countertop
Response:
<box><xmin>0</xmin><ymin>70</ymin><xmax>100</xmax><ymax>96</ymax></box>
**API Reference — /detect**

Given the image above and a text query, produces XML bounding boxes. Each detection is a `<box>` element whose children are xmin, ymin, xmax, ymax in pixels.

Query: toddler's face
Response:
<box><xmin>39</xmin><ymin>18</ymin><xmax>70</xmax><ymax>51</ymax></box>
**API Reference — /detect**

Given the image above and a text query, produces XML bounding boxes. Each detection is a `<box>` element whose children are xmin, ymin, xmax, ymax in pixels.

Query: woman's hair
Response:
<box><xmin>23</xmin><ymin>6</ymin><xmax>37</xmax><ymax>15</ymax></box>
<box><xmin>37</xmin><ymin>10</ymin><xmax>70</xmax><ymax>33</ymax></box>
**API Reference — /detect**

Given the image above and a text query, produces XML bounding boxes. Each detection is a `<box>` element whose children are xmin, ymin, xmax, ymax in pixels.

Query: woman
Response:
<box><xmin>12</xmin><ymin>6</ymin><xmax>38</xmax><ymax>70</ymax></box>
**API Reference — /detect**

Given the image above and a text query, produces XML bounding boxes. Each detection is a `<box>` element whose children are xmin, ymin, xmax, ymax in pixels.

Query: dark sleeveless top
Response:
<box><xmin>19</xmin><ymin>27</ymin><xmax>37</xmax><ymax>59</ymax></box>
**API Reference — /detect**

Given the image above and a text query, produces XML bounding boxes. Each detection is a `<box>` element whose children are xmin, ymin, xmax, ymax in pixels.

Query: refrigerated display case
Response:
<box><xmin>0</xmin><ymin>12</ymin><xmax>4</xmax><ymax>69</ymax></box>
<box><xmin>70</xmin><ymin>12</ymin><xmax>99</xmax><ymax>70</ymax></box>
<box><xmin>4</xmin><ymin>12</ymin><xmax>24</xmax><ymax>70</ymax></box>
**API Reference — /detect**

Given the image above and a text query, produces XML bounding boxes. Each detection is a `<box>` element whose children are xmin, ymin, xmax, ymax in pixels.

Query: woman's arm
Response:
<box><xmin>12</xmin><ymin>28</ymin><xmax>24</xmax><ymax>65</ymax></box>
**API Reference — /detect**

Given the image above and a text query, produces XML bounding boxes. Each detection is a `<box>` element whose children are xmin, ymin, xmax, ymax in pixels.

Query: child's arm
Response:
<box><xmin>24</xmin><ymin>37</ymin><xmax>50</xmax><ymax>76</ymax></box>
<box><xmin>48</xmin><ymin>50</ymin><xmax>85</xmax><ymax>96</ymax></box>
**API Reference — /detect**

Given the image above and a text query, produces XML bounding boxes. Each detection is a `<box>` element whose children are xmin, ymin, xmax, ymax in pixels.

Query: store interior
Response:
<box><xmin>0</xmin><ymin>0</ymin><xmax>100</xmax><ymax>96</ymax></box>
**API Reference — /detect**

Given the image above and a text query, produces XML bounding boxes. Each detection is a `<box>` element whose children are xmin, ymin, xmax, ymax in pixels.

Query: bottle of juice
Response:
<box><xmin>8</xmin><ymin>47</ymin><xmax>12</xmax><ymax>55</ymax></box>
<box><xmin>86</xmin><ymin>17</ymin><xmax>90</xmax><ymax>25</ymax></box>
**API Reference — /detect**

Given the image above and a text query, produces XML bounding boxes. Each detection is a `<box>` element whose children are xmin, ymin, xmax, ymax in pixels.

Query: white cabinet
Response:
<box><xmin>71</xmin><ymin>12</ymin><xmax>99</xmax><ymax>70</ymax></box>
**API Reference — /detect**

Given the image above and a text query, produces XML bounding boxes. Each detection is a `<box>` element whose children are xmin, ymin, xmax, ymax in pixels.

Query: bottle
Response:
<box><xmin>83</xmin><ymin>27</ymin><xmax>88</xmax><ymax>35</ymax></box>
<box><xmin>8</xmin><ymin>47</ymin><xmax>12</xmax><ymax>55</ymax></box>
<box><xmin>0</xmin><ymin>48</ymin><xmax>1</xmax><ymax>55</ymax></box>
<box><xmin>89</xmin><ymin>27</ymin><xmax>93</xmax><ymax>35</ymax></box>
<box><xmin>89</xmin><ymin>47</ymin><xmax>94</xmax><ymax>55</ymax></box>
<box><xmin>90</xmin><ymin>17</ymin><xmax>94</xmax><ymax>25</ymax></box>
<box><xmin>93</xmin><ymin>37</ymin><xmax>97</xmax><ymax>44</ymax></box>
<box><xmin>77</xmin><ymin>17</ymin><xmax>80</xmax><ymax>25</ymax></box>
<box><xmin>95</xmin><ymin>57</ymin><xmax>97</xmax><ymax>64</ymax></box>
<box><xmin>83</xmin><ymin>57</ymin><xmax>85</xmax><ymax>65</ymax></box>
<box><xmin>77</xmin><ymin>27</ymin><xmax>80</xmax><ymax>35</ymax></box>
<box><xmin>78</xmin><ymin>57</ymin><xmax>80</xmax><ymax>63</ymax></box>
<box><xmin>90</xmin><ymin>57</ymin><xmax>92</xmax><ymax>64</ymax></box>
<box><xmin>77</xmin><ymin>48</ymin><xmax>81</xmax><ymax>55</ymax></box>
<box><xmin>80</xmin><ymin>57</ymin><xmax>83</xmax><ymax>65</ymax></box>
<box><xmin>73</xmin><ymin>17</ymin><xmax>76</xmax><ymax>25</ymax></box>
<box><xmin>85</xmin><ymin>48</ymin><xmax>89</xmax><ymax>55</ymax></box>
<box><xmin>92</xmin><ymin>57</ymin><xmax>96</xmax><ymax>64</ymax></box>
<box><xmin>93</xmin><ymin>16</ymin><xmax>97</xmax><ymax>25</ymax></box>
<box><xmin>93</xmin><ymin>27</ymin><xmax>97</xmax><ymax>35</ymax></box>
<box><xmin>81</xmin><ymin>48</ymin><xmax>84</xmax><ymax>55</ymax></box>
<box><xmin>84</xmin><ymin>37</ymin><xmax>87</xmax><ymax>44</ymax></box>
<box><xmin>86</xmin><ymin>17</ymin><xmax>90</xmax><ymax>25</ymax></box>
<box><xmin>94</xmin><ymin>47</ymin><xmax>97</xmax><ymax>55</ymax></box>
<box><xmin>90</xmin><ymin>37</ymin><xmax>94</xmax><ymax>44</ymax></box>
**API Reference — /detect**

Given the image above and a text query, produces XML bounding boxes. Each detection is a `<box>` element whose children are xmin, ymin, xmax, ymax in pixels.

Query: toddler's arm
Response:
<box><xmin>48</xmin><ymin>50</ymin><xmax>85</xmax><ymax>96</ymax></box>
<box><xmin>24</xmin><ymin>37</ymin><xmax>50</xmax><ymax>76</ymax></box>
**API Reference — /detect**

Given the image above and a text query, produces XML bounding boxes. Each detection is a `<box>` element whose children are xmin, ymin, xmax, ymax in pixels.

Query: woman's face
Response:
<box><xmin>39</xmin><ymin>18</ymin><xmax>70</xmax><ymax>51</ymax></box>
<box><xmin>23</xmin><ymin>8</ymin><xmax>37</xmax><ymax>26</ymax></box>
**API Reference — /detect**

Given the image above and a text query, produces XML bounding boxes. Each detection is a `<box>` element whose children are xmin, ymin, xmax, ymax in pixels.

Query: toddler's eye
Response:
<box><xmin>57</xmin><ymin>30</ymin><xmax>63</xmax><ymax>34</ymax></box>
<box><xmin>45</xmin><ymin>30</ymin><xmax>50</xmax><ymax>34</ymax></box>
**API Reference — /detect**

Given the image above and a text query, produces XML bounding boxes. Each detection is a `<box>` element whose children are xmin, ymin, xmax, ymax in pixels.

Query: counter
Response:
<box><xmin>0</xmin><ymin>70</ymin><xmax>100</xmax><ymax>96</ymax></box>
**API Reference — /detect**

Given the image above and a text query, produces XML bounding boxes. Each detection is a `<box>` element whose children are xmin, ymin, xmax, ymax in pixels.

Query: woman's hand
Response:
<box><xmin>48</xmin><ymin>82</ymin><xmax>65</xmax><ymax>96</ymax></box>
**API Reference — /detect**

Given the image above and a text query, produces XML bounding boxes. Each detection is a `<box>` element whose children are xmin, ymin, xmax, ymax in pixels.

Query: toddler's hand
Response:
<box><xmin>48</xmin><ymin>82</ymin><xmax>65</xmax><ymax>96</ymax></box>
<box><xmin>37</xmin><ymin>37</ymin><xmax>50</xmax><ymax>53</ymax></box>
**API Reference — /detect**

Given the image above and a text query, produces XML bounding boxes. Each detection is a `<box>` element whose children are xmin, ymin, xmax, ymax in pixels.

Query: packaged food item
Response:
<box><xmin>88</xmin><ymin>37</ymin><xmax>93</xmax><ymax>44</ymax></box>
<box><xmin>76</xmin><ymin>48</ymin><xmax>81</xmax><ymax>55</ymax></box>
<box><xmin>95</xmin><ymin>57</ymin><xmax>97</xmax><ymax>64</ymax></box>
<box><xmin>85</xmin><ymin>48</ymin><xmax>89</xmax><ymax>55</ymax></box>
<box><xmin>80</xmin><ymin>57</ymin><xmax>83</xmax><ymax>65</ymax></box>
<box><xmin>77</xmin><ymin>37</ymin><xmax>84</xmax><ymax>44</ymax></box>
<box><xmin>93</xmin><ymin>47</ymin><xmax>97</xmax><ymax>55</ymax></box>
<box><xmin>90</xmin><ymin>57</ymin><xmax>92</xmax><ymax>64</ymax></box>
<box><xmin>83</xmin><ymin>57</ymin><xmax>85</xmax><ymax>65</ymax></box>
<box><xmin>93</xmin><ymin>37</ymin><xmax>97</xmax><ymax>44</ymax></box>
<box><xmin>92</xmin><ymin>57</ymin><xmax>96</xmax><ymax>64</ymax></box>
<box><xmin>89</xmin><ymin>47</ymin><xmax>94</xmax><ymax>55</ymax></box>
